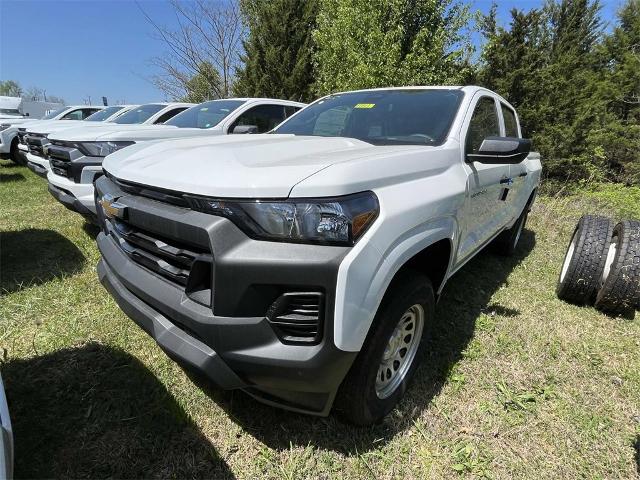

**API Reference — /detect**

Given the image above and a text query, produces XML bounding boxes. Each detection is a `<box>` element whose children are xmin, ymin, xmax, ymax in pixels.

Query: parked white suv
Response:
<box><xmin>94</xmin><ymin>86</ymin><xmax>541</xmax><ymax>424</ymax></box>
<box><xmin>47</xmin><ymin>98</ymin><xmax>305</xmax><ymax>222</ymax></box>
<box><xmin>1</xmin><ymin>105</ymin><xmax>105</xmax><ymax>164</ymax></box>
<box><xmin>24</xmin><ymin>103</ymin><xmax>193</xmax><ymax>177</ymax></box>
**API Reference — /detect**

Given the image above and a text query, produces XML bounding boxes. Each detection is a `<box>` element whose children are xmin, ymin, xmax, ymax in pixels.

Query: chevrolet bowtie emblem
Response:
<box><xmin>99</xmin><ymin>194</ymin><xmax>127</xmax><ymax>219</ymax></box>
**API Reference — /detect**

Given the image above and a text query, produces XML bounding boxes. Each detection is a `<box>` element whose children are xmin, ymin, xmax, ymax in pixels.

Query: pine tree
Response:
<box><xmin>233</xmin><ymin>0</ymin><xmax>318</xmax><ymax>102</ymax></box>
<box><xmin>583</xmin><ymin>0</ymin><xmax>640</xmax><ymax>183</ymax></box>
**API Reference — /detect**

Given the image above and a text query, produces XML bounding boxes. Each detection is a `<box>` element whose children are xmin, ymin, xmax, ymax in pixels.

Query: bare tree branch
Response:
<box><xmin>137</xmin><ymin>0</ymin><xmax>244</xmax><ymax>100</ymax></box>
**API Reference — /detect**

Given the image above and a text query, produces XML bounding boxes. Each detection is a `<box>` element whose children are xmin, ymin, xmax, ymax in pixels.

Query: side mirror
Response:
<box><xmin>231</xmin><ymin>125</ymin><xmax>258</xmax><ymax>134</ymax></box>
<box><xmin>25</xmin><ymin>113</ymin><xmax>30</xmax><ymax>116</ymax></box>
<box><xmin>467</xmin><ymin>136</ymin><xmax>531</xmax><ymax>164</ymax></box>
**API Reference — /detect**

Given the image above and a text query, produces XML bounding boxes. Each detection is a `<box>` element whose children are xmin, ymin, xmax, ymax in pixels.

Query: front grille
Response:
<box><xmin>106</xmin><ymin>217</ymin><xmax>212</xmax><ymax>291</ymax></box>
<box><xmin>266</xmin><ymin>292</ymin><xmax>324</xmax><ymax>344</ymax></box>
<box><xmin>49</xmin><ymin>145</ymin><xmax>73</xmax><ymax>179</ymax></box>
<box><xmin>25</xmin><ymin>133</ymin><xmax>48</xmax><ymax>157</ymax></box>
<box><xmin>105</xmin><ymin>172</ymin><xmax>189</xmax><ymax>207</ymax></box>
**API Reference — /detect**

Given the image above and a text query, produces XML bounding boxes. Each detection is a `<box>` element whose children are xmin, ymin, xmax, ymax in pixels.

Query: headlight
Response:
<box><xmin>186</xmin><ymin>191</ymin><xmax>379</xmax><ymax>246</ymax></box>
<box><xmin>76</xmin><ymin>141</ymin><xmax>134</xmax><ymax>157</ymax></box>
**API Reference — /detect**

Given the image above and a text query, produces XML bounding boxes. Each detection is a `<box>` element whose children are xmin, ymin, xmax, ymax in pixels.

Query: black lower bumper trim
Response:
<box><xmin>98</xmin><ymin>259</ymin><xmax>247</xmax><ymax>390</ymax></box>
<box><xmin>27</xmin><ymin>161</ymin><xmax>48</xmax><ymax>178</ymax></box>
<box><xmin>48</xmin><ymin>183</ymin><xmax>97</xmax><ymax>223</ymax></box>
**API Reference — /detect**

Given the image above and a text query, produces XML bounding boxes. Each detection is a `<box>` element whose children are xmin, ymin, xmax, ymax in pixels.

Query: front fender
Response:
<box><xmin>333</xmin><ymin>215</ymin><xmax>457</xmax><ymax>352</ymax></box>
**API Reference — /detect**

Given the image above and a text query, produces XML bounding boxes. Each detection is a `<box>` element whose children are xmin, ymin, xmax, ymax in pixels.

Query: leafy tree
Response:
<box><xmin>182</xmin><ymin>62</ymin><xmax>223</xmax><ymax>102</ymax></box>
<box><xmin>0</xmin><ymin>80</ymin><xmax>22</xmax><ymax>97</ymax></box>
<box><xmin>234</xmin><ymin>0</ymin><xmax>318</xmax><ymax>102</ymax></box>
<box><xmin>312</xmin><ymin>0</ymin><xmax>474</xmax><ymax>94</ymax></box>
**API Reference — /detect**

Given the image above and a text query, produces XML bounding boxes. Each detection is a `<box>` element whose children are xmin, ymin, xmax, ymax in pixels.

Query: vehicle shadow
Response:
<box><xmin>1</xmin><ymin>342</ymin><xmax>235</xmax><ymax>479</ymax></box>
<box><xmin>82</xmin><ymin>222</ymin><xmax>101</xmax><ymax>239</ymax></box>
<box><xmin>634</xmin><ymin>435</ymin><xmax>639</xmax><ymax>476</ymax></box>
<box><xmin>0</xmin><ymin>173</ymin><xmax>25</xmax><ymax>183</ymax></box>
<box><xmin>195</xmin><ymin>229</ymin><xmax>537</xmax><ymax>455</ymax></box>
<box><xmin>0</xmin><ymin>229</ymin><xmax>86</xmax><ymax>295</ymax></box>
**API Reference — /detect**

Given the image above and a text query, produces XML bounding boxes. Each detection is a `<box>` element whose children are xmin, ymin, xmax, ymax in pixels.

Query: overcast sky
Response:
<box><xmin>0</xmin><ymin>0</ymin><xmax>624</xmax><ymax>105</ymax></box>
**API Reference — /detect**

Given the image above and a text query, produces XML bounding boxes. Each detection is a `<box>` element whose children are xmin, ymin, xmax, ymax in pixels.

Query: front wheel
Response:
<box><xmin>334</xmin><ymin>272</ymin><xmax>434</xmax><ymax>425</ymax></box>
<box><xmin>9</xmin><ymin>138</ymin><xmax>22</xmax><ymax>165</ymax></box>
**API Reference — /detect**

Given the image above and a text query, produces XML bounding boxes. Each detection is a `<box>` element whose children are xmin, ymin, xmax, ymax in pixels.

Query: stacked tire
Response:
<box><xmin>557</xmin><ymin>215</ymin><xmax>640</xmax><ymax>317</ymax></box>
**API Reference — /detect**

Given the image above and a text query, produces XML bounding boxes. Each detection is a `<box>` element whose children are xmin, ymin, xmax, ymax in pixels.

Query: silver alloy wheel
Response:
<box><xmin>560</xmin><ymin>234</ymin><xmax>577</xmax><ymax>284</ymax></box>
<box><xmin>375</xmin><ymin>304</ymin><xmax>425</xmax><ymax>399</ymax></box>
<box><xmin>513</xmin><ymin>213</ymin><xmax>526</xmax><ymax>247</ymax></box>
<box><xmin>601</xmin><ymin>234</ymin><xmax>618</xmax><ymax>285</ymax></box>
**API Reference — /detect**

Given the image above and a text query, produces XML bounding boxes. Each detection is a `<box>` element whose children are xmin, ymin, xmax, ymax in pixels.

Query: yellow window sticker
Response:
<box><xmin>354</xmin><ymin>103</ymin><xmax>375</xmax><ymax>109</ymax></box>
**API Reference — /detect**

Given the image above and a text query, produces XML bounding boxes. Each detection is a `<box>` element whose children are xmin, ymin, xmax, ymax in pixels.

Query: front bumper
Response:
<box><xmin>27</xmin><ymin>161</ymin><xmax>48</xmax><ymax>178</ymax></box>
<box><xmin>48</xmin><ymin>171</ymin><xmax>97</xmax><ymax>215</ymax></box>
<box><xmin>94</xmin><ymin>176</ymin><xmax>357</xmax><ymax>415</ymax></box>
<box><xmin>48</xmin><ymin>183</ymin><xmax>97</xmax><ymax>223</ymax></box>
<box><xmin>26</xmin><ymin>152</ymin><xmax>50</xmax><ymax>177</ymax></box>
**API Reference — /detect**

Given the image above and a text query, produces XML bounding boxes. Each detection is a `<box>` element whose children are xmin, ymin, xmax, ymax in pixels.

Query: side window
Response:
<box><xmin>154</xmin><ymin>107</ymin><xmax>188</xmax><ymax>124</ymax></box>
<box><xmin>500</xmin><ymin>104</ymin><xmax>519</xmax><ymax>137</ymax></box>
<box><xmin>230</xmin><ymin>104</ymin><xmax>287</xmax><ymax>133</ymax></box>
<box><xmin>284</xmin><ymin>106</ymin><xmax>302</xmax><ymax>118</ymax></box>
<box><xmin>81</xmin><ymin>108</ymin><xmax>100</xmax><ymax>119</ymax></box>
<box><xmin>465</xmin><ymin>97</ymin><xmax>500</xmax><ymax>154</ymax></box>
<box><xmin>61</xmin><ymin>109</ymin><xmax>84</xmax><ymax>120</ymax></box>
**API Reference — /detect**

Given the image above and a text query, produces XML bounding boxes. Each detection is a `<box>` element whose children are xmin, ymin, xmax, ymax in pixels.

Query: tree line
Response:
<box><xmin>0</xmin><ymin>80</ymin><xmax>65</xmax><ymax>105</ymax></box>
<box><xmin>152</xmin><ymin>0</ymin><xmax>637</xmax><ymax>185</ymax></box>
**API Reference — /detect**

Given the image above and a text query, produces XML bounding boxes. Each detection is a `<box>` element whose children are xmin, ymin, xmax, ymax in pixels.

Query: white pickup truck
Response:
<box><xmin>46</xmin><ymin>98</ymin><xmax>304</xmax><ymax>222</ymax></box>
<box><xmin>23</xmin><ymin>102</ymin><xmax>193</xmax><ymax>177</ymax></box>
<box><xmin>94</xmin><ymin>86</ymin><xmax>541</xmax><ymax>424</ymax></box>
<box><xmin>1</xmin><ymin>105</ymin><xmax>105</xmax><ymax>164</ymax></box>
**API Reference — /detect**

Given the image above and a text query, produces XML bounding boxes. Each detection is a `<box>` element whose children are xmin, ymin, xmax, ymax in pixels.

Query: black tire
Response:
<box><xmin>9</xmin><ymin>137</ymin><xmax>22</xmax><ymax>165</ymax></box>
<box><xmin>594</xmin><ymin>220</ymin><xmax>640</xmax><ymax>316</ymax></box>
<box><xmin>556</xmin><ymin>215</ymin><xmax>613</xmax><ymax>305</ymax></box>
<box><xmin>334</xmin><ymin>271</ymin><xmax>434</xmax><ymax>425</ymax></box>
<box><xmin>493</xmin><ymin>203</ymin><xmax>529</xmax><ymax>256</ymax></box>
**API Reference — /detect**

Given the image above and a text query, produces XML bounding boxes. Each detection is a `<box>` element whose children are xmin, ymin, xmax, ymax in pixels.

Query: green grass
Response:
<box><xmin>1</xmin><ymin>159</ymin><xmax>639</xmax><ymax>479</ymax></box>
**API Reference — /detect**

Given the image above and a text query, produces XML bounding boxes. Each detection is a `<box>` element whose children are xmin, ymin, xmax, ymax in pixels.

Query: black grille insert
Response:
<box><xmin>266</xmin><ymin>292</ymin><xmax>324</xmax><ymax>344</ymax></box>
<box><xmin>107</xmin><ymin>218</ymin><xmax>212</xmax><ymax>293</ymax></box>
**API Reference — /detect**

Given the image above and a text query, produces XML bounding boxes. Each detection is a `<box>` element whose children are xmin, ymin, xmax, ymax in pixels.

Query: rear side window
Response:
<box><xmin>154</xmin><ymin>107</ymin><xmax>188</xmax><ymax>124</ymax></box>
<box><xmin>501</xmin><ymin>104</ymin><xmax>519</xmax><ymax>137</ymax></box>
<box><xmin>60</xmin><ymin>109</ymin><xmax>84</xmax><ymax>120</ymax></box>
<box><xmin>230</xmin><ymin>104</ymin><xmax>288</xmax><ymax>133</ymax></box>
<box><xmin>284</xmin><ymin>105</ymin><xmax>302</xmax><ymax>118</ymax></box>
<box><xmin>465</xmin><ymin>97</ymin><xmax>500</xmax><ymax>154</ymax></box>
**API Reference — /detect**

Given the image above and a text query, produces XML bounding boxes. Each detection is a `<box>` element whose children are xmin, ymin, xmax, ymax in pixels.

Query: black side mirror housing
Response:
<box><xmin>467</xmin><ymin>136</ymin><xmax>531</xmax><ymax>164</ymax></box>
<box><xmin>231</xmin><ymin>125</ymin><xmax>259</xmax><ymax>134</ymax></box>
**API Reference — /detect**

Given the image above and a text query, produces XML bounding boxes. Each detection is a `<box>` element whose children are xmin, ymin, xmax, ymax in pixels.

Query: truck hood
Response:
<box><xmin>49</xmin><ymin>123</ymin><xmax>216</xmax><ymax>142</ymax></box>
<box><xmin>27</xmin><ymin>120</ymin><xmax>119</xmax><ymax>135</ymax></box>
<box><xmin>104</xmin><ymin>134</ymin><xmax>388</xmax><ymax>198</ymax></box>
<box><xmin>1</xmin><ymin>118</ymin><xmax>48</xmax><ymax>128</ymax></box>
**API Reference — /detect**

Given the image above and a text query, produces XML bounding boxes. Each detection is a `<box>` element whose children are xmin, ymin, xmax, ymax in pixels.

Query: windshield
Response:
<box><xmin>165</xmin><ymin>100</ymin><xmax>244</xmax><ymax>128</ymax></box>
<box><xmin>85</xmin><ymin>106</ymin><xmax>124</xmax><ymax>122</ymax></box>
<box><xmin>274</xmin><ymin>89</ymin><xmax>464</xmax><ymax>145</ymax></box>
<box><xmin>43</xmin><ymin>107</ymin><xmax>68</xmax><ymax>120</ymax></box>
<box><xmin>113</xmin><ymin>104</ymin><xmax>165</xmax><ymax>124</ymax></box>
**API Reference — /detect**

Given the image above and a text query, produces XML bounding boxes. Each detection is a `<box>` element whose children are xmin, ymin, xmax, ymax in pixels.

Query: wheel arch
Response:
<box><xmin>333</xmin><ymin>216</ymin><xmax>457</xmax><ymax>352</ymax></box>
